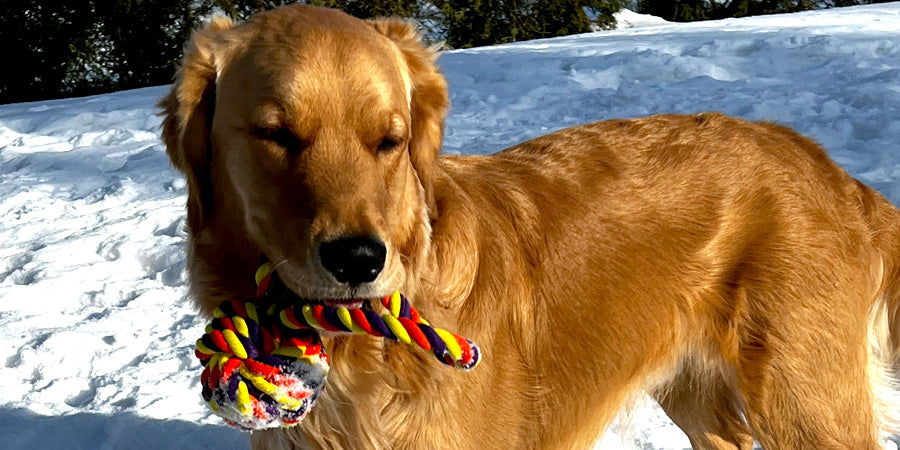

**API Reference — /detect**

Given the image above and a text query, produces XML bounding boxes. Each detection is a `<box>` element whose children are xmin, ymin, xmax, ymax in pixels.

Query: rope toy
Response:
<box><xmin>195</xmin><ymin>262</ymin><xmax>481</xmax><ymax>431</ymax></box>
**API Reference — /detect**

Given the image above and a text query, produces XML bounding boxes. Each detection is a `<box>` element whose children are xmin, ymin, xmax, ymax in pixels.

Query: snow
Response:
<box><xmin>2</xmin><ymin>3</ymin><xmax>900</xmax><ymax>449</ymax></box>
<box><xmin>613</xmin><ymin>8</ymin><xmax>670</xmax><ymax>29</ymax></box>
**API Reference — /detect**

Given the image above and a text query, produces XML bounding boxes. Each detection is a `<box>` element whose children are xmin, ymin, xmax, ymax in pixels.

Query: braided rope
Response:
<box><xmin>253</xmin><ymin>261</ymin><xmax>481</xmax><ymax>370</ymax></box>
<box><xmin>196</xmin><ymin>262</ymin><xmax>482</xmax><ymax>430</ymax></box>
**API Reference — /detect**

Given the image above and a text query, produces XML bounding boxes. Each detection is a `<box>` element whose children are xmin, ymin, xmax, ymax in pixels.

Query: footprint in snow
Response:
<box><xmin>96</xmin><ymin>236</ymin><xmax>125</xmax><ymax>262</ymax></box>
<box><xmin>0</xmin><ymin>252</ymin><xmax>33</xmax><ymax>283</ymax></box>
<box><xmin>153</xmin><ymin>217</ymin><xmax>186</xmax><ymax>239</ymax></box>
<box><xmin>5</xmin><ymin>332</ymin><xmax>53</xmax><ymax>368</ymax></box>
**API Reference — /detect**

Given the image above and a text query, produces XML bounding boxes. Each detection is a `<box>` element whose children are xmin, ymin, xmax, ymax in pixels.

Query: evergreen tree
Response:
<box><xmin>212</xmin><ymin>0</ymin><xmax>296</xmax><ymax>20</ymax></box>
<box><xmin>432</xmin><ymin>0</ymin><xmax>509</xmax><ymax>48</ymax></box>
<box><xmin>637</xmin><ymin>0</ymin><xmax>708</xmax><ymax>22</ymax></box>
<box><xmin>433</xmin><ymin>0</ymin><xmax>625</xmax><ymax>48</ymax></box>
<box><xmin>0</xmin><ymin>2</ymin><xmax>100</xmax><ymax>103</ymax></box>
<box><xmin>212</xmin><ymin>0</ymin><xmax>419</xmax><ymax>20</ymax></box>
<box><xmin>94</xmin><ymin>0</ymin><xmax>206</xmax><ymax>91</ymax></box>
<box><xmin>637</xmin><ymin>0</ymin><xmax>872</xmax><ymax>22</ymax></box>
<box><xmin>314</xmin><ymin>0</ymin><xmax>420</xmax><ymax>18</ymax></box>
<box><xmin>0</xmin><ymin>0</ymin><xmax>206</xmax><ymax>103</ymax></box>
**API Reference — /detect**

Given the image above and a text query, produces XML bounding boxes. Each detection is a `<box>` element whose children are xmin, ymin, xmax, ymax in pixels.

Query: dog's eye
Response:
<box><xmin>254</xmin><ymin>128</ymin><xmax>303</xmax><ymax>152</ymax></box>
<box><xmin>377</xmin><ymin>137</ymin><xmax>401</xmax><ymax>153</ymax></box>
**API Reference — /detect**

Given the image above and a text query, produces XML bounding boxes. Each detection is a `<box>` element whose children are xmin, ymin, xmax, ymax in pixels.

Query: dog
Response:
<box><xmin>160</xmin><ymin>5</ymin><xmax>900</xmax><ymax>449</ymax></box>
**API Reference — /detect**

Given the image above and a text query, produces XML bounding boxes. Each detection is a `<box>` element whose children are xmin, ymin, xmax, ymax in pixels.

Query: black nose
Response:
<box><xmin>318</xmin><ymin>236</ymin><xmax>386</xmax><ymax>286</ymax></box>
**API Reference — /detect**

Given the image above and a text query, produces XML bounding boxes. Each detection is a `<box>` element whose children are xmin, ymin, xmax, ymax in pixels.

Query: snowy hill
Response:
<box><xmin>2</xmin><ymin>4</ymin><xmax>900</xmax><ymax>449</ymax></box>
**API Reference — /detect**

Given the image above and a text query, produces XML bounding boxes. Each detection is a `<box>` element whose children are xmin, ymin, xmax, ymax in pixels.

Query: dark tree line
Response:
<box><xmin>636</xmin><ymin>0</ymin><xmax>891</xmax><ymax>23</ymax></box>
<box><xmin>0</xmin><ymin>0</ymin><xmax>884</xmax><ymax>104</ymax></box>
<box><xmin>1</xmin><ymin>0</ymin><xmax>208</xmax><ymax>103</ymax></box>
<box><xmin>1</xmin><ymin>0</ymin><xmax>625</xmax><ymax>103</ymax></box>
<box><xmin>432</xmin><ymin>0</ymin><xmax>624</xmax><ymax>48</ymax></box>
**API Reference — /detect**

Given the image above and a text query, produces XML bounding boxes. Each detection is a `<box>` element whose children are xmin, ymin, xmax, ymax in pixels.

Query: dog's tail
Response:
<box><xmin>858</xmin><ymin>180</ymin><xmax>900</xmax><ymax>439</ymax></box>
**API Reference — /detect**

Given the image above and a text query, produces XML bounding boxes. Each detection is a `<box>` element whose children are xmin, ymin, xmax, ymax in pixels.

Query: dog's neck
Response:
<box><xmin>411</xmin><ymin>167</ymin><xmax>481</xmax><ymax>323</ymax></box>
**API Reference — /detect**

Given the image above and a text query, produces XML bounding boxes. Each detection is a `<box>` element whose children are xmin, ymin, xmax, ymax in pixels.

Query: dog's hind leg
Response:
<box><xmin>728</xmin><ymin>181</ymin><xmax>900</xmax><ymax>449</ymax></box>
<box><xmin>734</xmin><ymin>283</ymin><xmax>885</xmax><ymax>450</ymax></box>
<box><xmin>655</xmin><ymin>367</ymin><xmax>753</xmax><ymax>450</ymax></box>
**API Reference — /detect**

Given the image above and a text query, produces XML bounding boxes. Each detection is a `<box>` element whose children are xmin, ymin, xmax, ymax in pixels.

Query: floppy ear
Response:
<box><xmin>158</xmin><ymin>17</ymin><xmax>234</xmax><ymax>232</ymax></box>
<box><xmin>369</xmin><ymin>19</ymin><xmax>448</xmax><ymax>219</ymax></box>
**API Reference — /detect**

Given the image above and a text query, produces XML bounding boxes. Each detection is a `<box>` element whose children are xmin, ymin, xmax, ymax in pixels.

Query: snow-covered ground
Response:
<box><xmin>2</xmin><ymin>3</ymin><xmax>900</xmax><ymax>449</ymax></box>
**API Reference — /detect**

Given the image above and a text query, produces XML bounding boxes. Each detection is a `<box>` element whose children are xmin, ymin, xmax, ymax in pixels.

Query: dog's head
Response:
<box><xmin>160</xmin><ymin>6</ymin><xmax>447</xmax><ymax>310</ymax></box>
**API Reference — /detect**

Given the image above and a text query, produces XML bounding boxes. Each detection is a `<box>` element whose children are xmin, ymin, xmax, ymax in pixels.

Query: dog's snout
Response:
<box><xmin>319</xmin><ymin>236</ymin><xmax>386</xmax><ymax>286</ymax></box>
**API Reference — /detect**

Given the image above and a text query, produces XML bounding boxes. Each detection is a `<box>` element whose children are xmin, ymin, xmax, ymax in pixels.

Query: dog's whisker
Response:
<box><xmin>270</xmin><ymin>259</ymin><xmax>290</xmax><ymax>272</ymax></box>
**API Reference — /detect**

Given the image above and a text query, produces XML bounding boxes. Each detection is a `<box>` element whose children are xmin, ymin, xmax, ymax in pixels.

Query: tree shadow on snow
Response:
<box><xmin>0</xmin><ymin>408</ymin><xmax>249</xmax><ymax>450</ymax></box>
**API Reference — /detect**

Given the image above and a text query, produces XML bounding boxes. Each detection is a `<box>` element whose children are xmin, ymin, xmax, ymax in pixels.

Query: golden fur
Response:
<box><xmin>160</xmin><ymin>5</ymin><xmax>900</xmax><ymax>449</ymax></box>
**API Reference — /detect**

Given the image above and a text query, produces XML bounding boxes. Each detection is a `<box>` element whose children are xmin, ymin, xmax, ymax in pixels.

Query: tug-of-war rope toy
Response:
<box><xmin>195</xmin><ymin>262</ymin><xmax>482</xmax><ymax>431</ymax></box>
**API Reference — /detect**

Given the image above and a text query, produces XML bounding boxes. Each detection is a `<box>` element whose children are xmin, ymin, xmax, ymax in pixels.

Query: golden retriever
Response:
<box><xmin>160</xmin><ymin>5</ymin><xmax>900</xmax><ymax>449</ymax></box>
